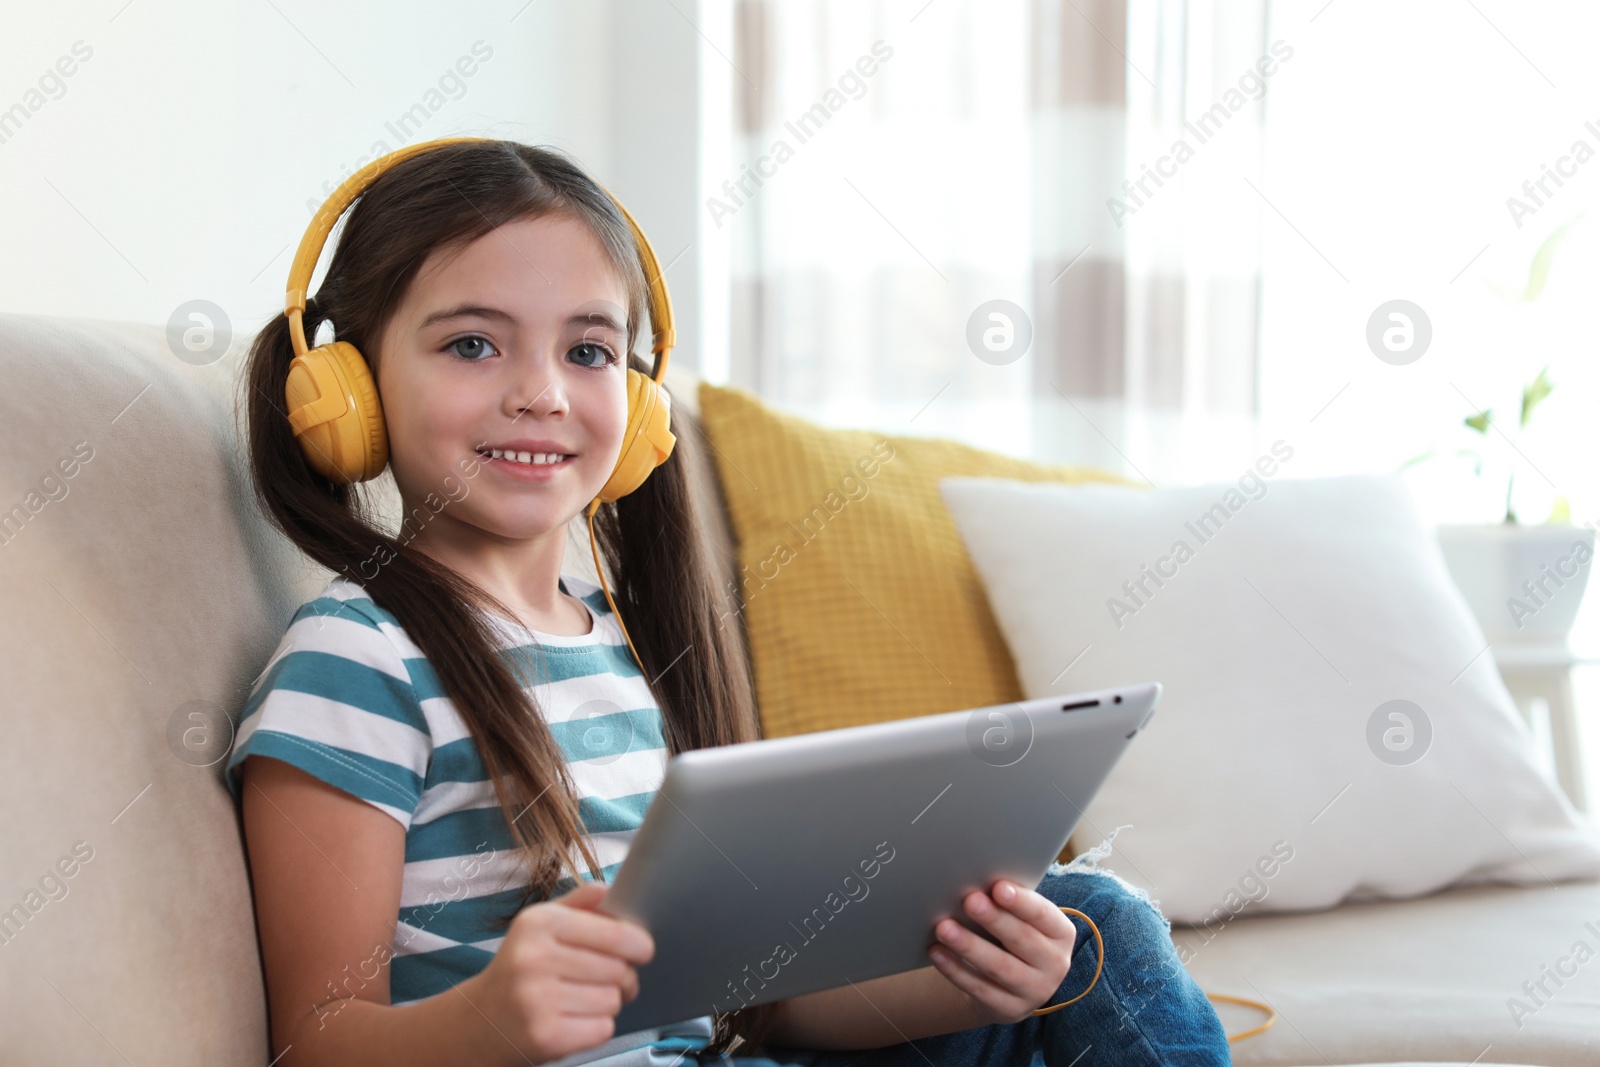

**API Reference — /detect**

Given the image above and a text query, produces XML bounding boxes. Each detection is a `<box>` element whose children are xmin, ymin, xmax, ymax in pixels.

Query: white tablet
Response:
<box><xmin>600</xmin><ymin>681</ymin><xmax>1161</xmax><ymax>1033</ymax></box>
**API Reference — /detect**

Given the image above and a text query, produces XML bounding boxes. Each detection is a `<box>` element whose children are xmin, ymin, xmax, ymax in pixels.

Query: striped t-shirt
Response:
<box><xmin>224</xmin><ymin>572</ymin><xmax>715</xmax><ymax>1066</ymax></box>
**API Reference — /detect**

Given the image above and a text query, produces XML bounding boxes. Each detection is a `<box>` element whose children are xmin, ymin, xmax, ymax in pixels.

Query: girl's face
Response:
<box><xmin>373</xmin><ymin>213</ymin><xmax>632</xmax><ymax>545</ymax></box>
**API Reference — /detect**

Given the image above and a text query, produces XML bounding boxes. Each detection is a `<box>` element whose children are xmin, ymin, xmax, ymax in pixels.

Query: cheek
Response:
<box><xmin>595</xmin><ymin>376</ymin><xmax>633</xmax><ymax>451</ymax></box>
<box><xmin>383</xmin><ymin>372</ymin><xmax>470</xmax><ymax>464</ymax></box>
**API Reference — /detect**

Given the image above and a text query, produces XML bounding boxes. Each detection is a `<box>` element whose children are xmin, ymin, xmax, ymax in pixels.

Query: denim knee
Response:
<box><xmin>1036</xmin><ymin>864</ymin><xmax>1172</xmax><ymax>943</ymax></box>
<box><xmin>1032</xmin><ymin>870</ymin><xmax>1204</xmax><ymax>1040</ymax></box>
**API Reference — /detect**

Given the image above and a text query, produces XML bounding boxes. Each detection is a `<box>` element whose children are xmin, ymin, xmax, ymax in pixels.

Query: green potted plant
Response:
<box><xmin>1422</xmin><ymin>217</ymin><xmax>1596</xmax><ymax>645</ymax></box>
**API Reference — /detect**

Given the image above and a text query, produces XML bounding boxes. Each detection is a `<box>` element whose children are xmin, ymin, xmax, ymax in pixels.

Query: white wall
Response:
<box><xmin>0</xmin><ymin>0</ymin><xmax>726</xmax><ymax>378</ymax></box>
<box><xmin>1257</xmin><ymin>0</ymin><xmax>1600</xmax><ymax>527</ymax></box>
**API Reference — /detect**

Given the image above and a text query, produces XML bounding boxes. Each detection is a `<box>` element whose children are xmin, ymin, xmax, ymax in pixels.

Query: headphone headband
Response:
<box><xmin>283</xmin><ymin>135</ymin><xmax>674</xmax><ymax>382</ymax></box>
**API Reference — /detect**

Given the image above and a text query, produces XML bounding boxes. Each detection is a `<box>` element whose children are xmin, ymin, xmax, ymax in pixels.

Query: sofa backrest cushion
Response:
<box><xmin>0</xmin><ymin>313</ymin><xmax>730</xmax><ymax>1064</ymax></box>
<box><xmin>696</xmin><ymin>380</ymin><xmax>1141</xmax><ymax>742</ymax></box>
<box><xmin>0</xmin><ymin>313</ymin><xmax>294</xmax><ymax>1063</ymax></box>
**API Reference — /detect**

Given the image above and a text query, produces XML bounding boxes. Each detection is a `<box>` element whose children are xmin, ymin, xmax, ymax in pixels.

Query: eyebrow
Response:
<box><xmin>418</xmin><ymin>303</ymin><xmax>625</xmax><ymax>335</ymax></box>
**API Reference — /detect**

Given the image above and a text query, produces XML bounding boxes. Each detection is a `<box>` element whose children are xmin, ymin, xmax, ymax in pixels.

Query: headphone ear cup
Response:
<box><xmin>284</xmin><ymin>340</ymin><xmax>389</xmax><ymax>484</ymax></box>
<box><xmin>598</xmin><ymin>368</ymin><xmax>677</xmax><ymax>503</ymax></box>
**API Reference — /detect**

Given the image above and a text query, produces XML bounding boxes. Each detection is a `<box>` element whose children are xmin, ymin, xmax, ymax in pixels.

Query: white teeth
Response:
<box><xmin>483</xmin><ymin>449</ymin><xmax>569</xmax><ymax>466</ymax></box>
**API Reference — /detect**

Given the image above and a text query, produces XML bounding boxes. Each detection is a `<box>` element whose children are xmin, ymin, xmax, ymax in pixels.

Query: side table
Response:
<box><xmin>1491</xmin><ymin>642</ymin><xmax>1593</xmax><ymax>814</ymax></box>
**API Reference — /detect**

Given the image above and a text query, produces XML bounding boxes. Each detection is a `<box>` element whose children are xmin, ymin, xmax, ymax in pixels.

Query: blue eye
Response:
<box><xmin>444</xmin><ymin>335</ymin><xmax>617</xmax><ymax>367</ymax></box>
<box><xmin>571</xmin><ymin>341</ymin><xmax>619</xmax><ymax>369</ymax></box>
<box><xmin>447</xmin><ymin>335</ymin><xmax>496</xmax><ymax>361</ymax></box>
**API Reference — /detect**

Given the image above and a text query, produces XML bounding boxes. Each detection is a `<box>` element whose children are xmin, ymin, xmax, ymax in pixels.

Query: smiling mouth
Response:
<box><xmin>475</xmin><ymin>447</ymin><xmax>576</xmax><ymax>467</ymax></box>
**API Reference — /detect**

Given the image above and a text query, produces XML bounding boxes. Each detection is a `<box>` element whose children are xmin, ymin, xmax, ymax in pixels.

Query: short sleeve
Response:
<box><xmin>225</xmin><ymin>593</ymin><xmax>432</xmax><ymax>831</ymax></box>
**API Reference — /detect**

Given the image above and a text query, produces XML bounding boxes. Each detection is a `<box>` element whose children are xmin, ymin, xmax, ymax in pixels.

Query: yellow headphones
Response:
<box><xmin>282</xmin><ymin>135</ymin><xmax>674</xmax><ymax>671</ymax></box>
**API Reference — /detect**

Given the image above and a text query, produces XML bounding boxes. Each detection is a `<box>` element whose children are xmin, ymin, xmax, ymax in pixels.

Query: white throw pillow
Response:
<box><xmin>940</xmin><ymin>470</ymin><xmax>1600</xmax><ymax>924</ymax></box>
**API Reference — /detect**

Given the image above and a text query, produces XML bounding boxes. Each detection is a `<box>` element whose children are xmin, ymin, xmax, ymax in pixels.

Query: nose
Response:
<box><xmin>504</xmin><ymin>348</ymin><xmax>569</xmax><ymax>421</ymax></box>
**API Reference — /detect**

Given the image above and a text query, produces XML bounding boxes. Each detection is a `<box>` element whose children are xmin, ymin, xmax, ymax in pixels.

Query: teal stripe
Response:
<box><xmin>652</xmin><ymin>1035</ymin><xmax>712</xmax><ymax>1052</ymax></box>
<box><xmin>225</xmin><ymin>730</ymin><xmax>422</xmax><ymax>812</ymax></box>
<box><xmin>242</xmin><ymin>649</ymin><xmax>426</xmax><ymax>733</ymax></box>
<box><xmin>500</xmin><ymin>643</ymin><xmax>644</xmax><ymax>684</ymax></box>
<box><xmin>398</xmin><ymin>884</ymin><xmax>526</xmax><ymax>944</ymax></box>
<box><xmin>593</xmin><ymin>641</ymin><xmax>642</xmax><ymax>677</ymax></box>
<box><xmin>406</xmin><ymin>655</ymin><xmax>446</xmax><ymax>702</ymax></box>
<box><xmin>425</xmin><ymin>737</ymin><xmax>489</xmax><ymax>787</ymax></box>
<box><xmin>410</xmin><ymin>653</ymin><xmax>645</xmax><ymax>703</ymax></box>
<box><xmin>406</xmin><ymin>806</ymin><xmax>518</xmax><ymax>862</ymax></box>
<box><xmin>547</xmin><ymin>706</ymin><xmax>665</xmax><ymax>761</ymax></box>
<box><xmin>404</xmin><ymin>790</ymin><xmax>653</xmax><ymax>860</ymax></box>
<box><xmin>390</xmin><ymin>944</ymin><xmax>496</xmax><ymax>1004</ymax></box>
<box><xmin>573</xmin><ymin>586</ymin><xmax>613</xmax><ymax>617</ymax></box>
<box><xmin>308</xmin><ymin>589</ymin><xmax>404</xmax><ymax>632</ymax></box>
<box><xmin>401</xmin><ymin>648</ymin><xmax>639</xmax><ymax>699</ymax></box>
<box><xmin>559</xmin><ymin>576</ymin><xmax>613</xmax><ymax>617</ymax></box>
<box><xmin>407</xmin><ymin>630</ymin><xmax>643</xmax><ymax>703</ymax></box>
<box><xmin>577</xmin><ymin>791</ymin><xmax>654</xmax><ymax>834</ymax></box>
<box><xmin>422</xmin><ymin>726</ymin><xmax>665</xmax><ymax>793</ymax></box>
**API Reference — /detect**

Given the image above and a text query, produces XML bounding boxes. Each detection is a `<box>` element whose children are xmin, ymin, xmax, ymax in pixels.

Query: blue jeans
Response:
<box><xmin>690</xmin><ymin>867</ymin><xmax>1229</xmax><ymax>1067</ymax></box>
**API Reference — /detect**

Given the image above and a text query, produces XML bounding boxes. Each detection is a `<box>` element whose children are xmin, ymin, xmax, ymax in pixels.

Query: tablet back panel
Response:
<box><xmin>605</xmin><ymin>681</ymin><xmax>1159</xmax><ymax>1034</ymax></box>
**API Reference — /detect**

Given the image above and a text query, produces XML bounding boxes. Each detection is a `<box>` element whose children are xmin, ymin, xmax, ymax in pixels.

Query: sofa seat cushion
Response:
<box><xmin>1173</xmin><ymin>878</ymin><xmax>1600</xmax><ymax>1066</ymax></box>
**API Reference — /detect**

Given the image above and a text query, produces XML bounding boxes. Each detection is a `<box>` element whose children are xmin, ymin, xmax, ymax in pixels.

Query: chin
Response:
<box><xmin>478</xmin><ymin>516</ymin><xmax>573</xmax><ymax>542</ymax></box>
<box><xmin>501</xmin><ymin>497</ymin><xmax>594</xmax><ymax>529</ymax></box>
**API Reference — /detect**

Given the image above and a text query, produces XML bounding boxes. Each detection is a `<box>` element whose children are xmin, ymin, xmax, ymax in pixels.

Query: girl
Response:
<box><xmin>227</xmin><ymin>138</ymin><xmax>1231</xmax><ymax>1066</ymax></box>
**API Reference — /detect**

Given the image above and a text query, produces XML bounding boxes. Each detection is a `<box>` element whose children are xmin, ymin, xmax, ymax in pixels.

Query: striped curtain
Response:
<box><xmin>726</xmin><ymin>0</ymin><xmax>1269</xmax><ymax>471</ymax></box>
<box><xmin>1120</xmin><ymin>0</ymin><xmax>1272</xmax><ymax>419</ymax></box>
<box><xmin>1029</xmin><ymin>0</ymin><xmax>1128</xmax><ymax>406</ymax></box>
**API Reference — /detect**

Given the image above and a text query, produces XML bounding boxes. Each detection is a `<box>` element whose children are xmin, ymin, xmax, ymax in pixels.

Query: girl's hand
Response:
<box><xmin>475</xmin><ymin>880</ymin><xmax>654</xmax><ymax>1062</ymax></box>
<box><xmin>926</xmin><ymin>878</ymin><xmax>1078</xmax><ymax>1026</ymax></box>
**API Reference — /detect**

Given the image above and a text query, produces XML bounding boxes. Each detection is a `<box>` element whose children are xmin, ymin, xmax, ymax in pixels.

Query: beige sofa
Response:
<box><xmin>2</xmin><ymin>311</ymin><xmax>1596</xmax><ymax>1066</ymax></box>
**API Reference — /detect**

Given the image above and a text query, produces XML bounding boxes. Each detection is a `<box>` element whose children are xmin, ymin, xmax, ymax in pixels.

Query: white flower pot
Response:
<box><xmin>1434</xmin><ymin>523</ymin><xmax>1597</xmax><ymax>645</ymax></box>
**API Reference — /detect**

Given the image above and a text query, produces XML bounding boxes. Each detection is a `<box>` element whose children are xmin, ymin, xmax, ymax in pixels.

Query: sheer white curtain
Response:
<box><xmin>1121</xmin><ymin>0</ymin><xmax>1273</xmax><ymax>481</ymax></box>
<box><xmin>722</xmin><ymin>0</ymin><xmax>1270</xmax><ymax>482</ymax></box>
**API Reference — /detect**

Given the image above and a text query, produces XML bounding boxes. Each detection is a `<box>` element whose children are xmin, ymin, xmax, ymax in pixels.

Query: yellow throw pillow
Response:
<box><xmin>697</xmin><ymin>381</ymin><xmax>1145</xmax><ymax>742</ymax></box>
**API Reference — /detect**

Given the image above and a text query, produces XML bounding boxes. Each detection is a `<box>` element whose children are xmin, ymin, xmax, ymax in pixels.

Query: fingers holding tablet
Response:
<box><xmin>927</xmin><ymin>879</ymin><xmax>1077</xmax><ymax>1025</ymax></box>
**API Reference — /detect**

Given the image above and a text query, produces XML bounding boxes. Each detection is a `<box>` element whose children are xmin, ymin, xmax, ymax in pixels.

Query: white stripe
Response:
<box><xmin>342</xmin><ymin>795</ymin><xmax>413</xmax><ymax>829</ymax></box>
<box><xmin>399</xmin><ymin>849</ymin><xmax>527</xmax><ymax>908</ymax></box>
<box><xmin>246</xmin><ymin>612</ymin><xmax>414</xmax><ymax>702</ymax></box>
<box><xmin>413</xmin><ymin>778</ymin><xmax>498</xmax><ymax>826</ymax></box>
<box><xmin>395</xmin><ymin>830</ymin><xmax>636</xmax><ymax>910</ymax></box>
<box><xmin>300</xmin><ymin>612</ymin><xmax>413</xmax><ymax>681</ymax></box>
<box><xmin>536</xmin><ymin>673</ymin><xmax>657</xmax><ymax>721</ymax></box>
<box><xmin>388</xmin><ymin>924</ymin><xmax>503</xmax><ymax>964</ymax></box>
<box><xmin>391</xmin><ymin>921</ymin><xmax>467</xmax><ymax>958</ymax></box>
<box><xmin>566</xmin><ymin>748</ymin><xmax>668</xmax><ymax>801</ymax></box>
<box><xmin>416</xmin><ymin>692</ymin><xmax>475</xmax><ymax>749</ymax></box>
<box><xmin>380</xmin><ymin>620</ymin><xmax>429</xmax><ymax>661</ymax></box>
<box><xmin>408</xmin><ymin>767</ymin><xmax>656</xmax><ymax>827</ymax></box>
<box><xmin>566</xmin><ymin>829</ymin><xmax>637</xmax><ymax>872</ymax></box>
<box><xmin>415</xmin><ymin>679</ymin><xmax>663</xmax><ymax>762</ymax></box>
<box><xmin>236</xmin><ymin>691</ymin><xmax>430</xmax><ymax>782</ymax></box>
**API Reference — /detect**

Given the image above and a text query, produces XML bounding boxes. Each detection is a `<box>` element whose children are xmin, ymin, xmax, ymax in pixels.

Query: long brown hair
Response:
<box><xmin>242</xmin><ymin>139</ymin><xmax>777</xmax><ymax>1054</ymax></box>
